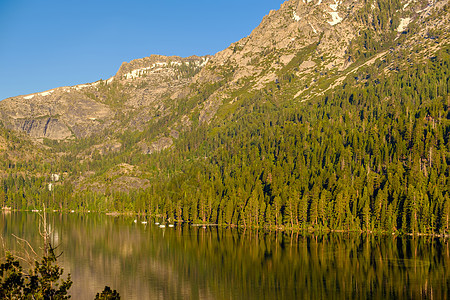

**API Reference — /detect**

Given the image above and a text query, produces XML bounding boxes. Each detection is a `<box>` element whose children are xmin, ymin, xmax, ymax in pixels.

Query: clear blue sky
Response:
<box><xmin>0</xmin><ymin>0</ymin><xmax>285</xmax><ymax>100</ymax></box>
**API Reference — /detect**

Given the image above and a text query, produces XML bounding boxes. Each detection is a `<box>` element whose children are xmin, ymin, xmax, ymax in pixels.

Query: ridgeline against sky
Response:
<box><xmin>0</xmin><ymin>0</ymin><xmax>285</xmax><ymax>100</ymax></box>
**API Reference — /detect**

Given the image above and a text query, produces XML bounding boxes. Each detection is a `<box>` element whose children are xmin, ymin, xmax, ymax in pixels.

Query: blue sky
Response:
<box><xmin>0</xmin><ymin>0</ymin><xmax>285</xmax><ymax>100</ymax></box>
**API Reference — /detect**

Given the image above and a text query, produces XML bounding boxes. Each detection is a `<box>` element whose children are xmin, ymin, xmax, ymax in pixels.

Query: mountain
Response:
<box><xmin>0</xmin><ymin>55</ymin><xmax>208</xmax><ymax>140</ymax></box>
<box><xmin>1</xmin><ymin>0</ymin><xmax>449</xmax><ymax>233</ymax></box>
<box><xmin>4</xmin><ymin>0</ymin><xmax>446</xmax><ymax>140</ymax></box>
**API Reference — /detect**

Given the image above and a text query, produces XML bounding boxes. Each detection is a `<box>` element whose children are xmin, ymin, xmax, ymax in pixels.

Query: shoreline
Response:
<box><xmin>3</xmin><ymin>208</ymin><xmax>450</xmax><ymax>238</ymax></box>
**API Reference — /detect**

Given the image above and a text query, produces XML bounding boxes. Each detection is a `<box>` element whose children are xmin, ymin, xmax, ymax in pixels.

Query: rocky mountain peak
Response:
<box><xmin>0</xmin><ymin>54</ymin><xmax>210</xmax><ymax>140</ymax></box>
<box><xmin>195</xmin><ymin>0</ymin><xmax>448</xmax><ymax>102</ymax></box>
<box><xmin>114</xmin><ymin>55</ymin><xmax>210</xmax><ymax>80</ymax></box>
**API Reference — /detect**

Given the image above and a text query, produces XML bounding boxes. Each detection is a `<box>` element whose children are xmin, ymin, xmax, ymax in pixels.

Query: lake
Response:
<box><xmin>1</xmin><ymin>211</ymin><xmax>449</xmax><ymax>299</ymax></box>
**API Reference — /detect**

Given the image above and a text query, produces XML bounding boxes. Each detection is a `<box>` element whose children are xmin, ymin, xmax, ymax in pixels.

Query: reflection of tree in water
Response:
<box><xmin>1</xmin><ymin>212</ymin><xmax>449</xmax><ymax>299</ymax></box>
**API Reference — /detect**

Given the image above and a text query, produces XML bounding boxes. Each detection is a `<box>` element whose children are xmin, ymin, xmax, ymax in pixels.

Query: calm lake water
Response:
<box><xmin>1</xmin><ymin>211</ymin><xmax>449</xmax><ymax>299</ymax></box>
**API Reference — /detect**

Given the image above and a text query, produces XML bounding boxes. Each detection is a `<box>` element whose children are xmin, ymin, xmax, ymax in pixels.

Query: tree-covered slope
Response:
<box><xmin>0</xmin><ymin>0</ymin><xmax>449</xmax><ymax>233</ymax></box>
<box><xmin>125</xmin><ymin>44</ymin><xmax>450</xmax><ymax>233</ymax></box>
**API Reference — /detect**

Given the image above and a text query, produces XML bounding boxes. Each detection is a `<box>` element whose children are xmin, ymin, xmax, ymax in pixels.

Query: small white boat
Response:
<box><xmin>168</xmin><ymin>224</ymin><xmax>174</xmax><ymax>228</ymax></box>
<box><xmin>155</xmin><ymin>222</ymin><xmax>160</xmax><ymax>225</ymax></box>
<box><xmin>133</xmin><ymin>219</ymin><xmax>137</xmax><ymax>223</ymax></box>
<box><xmin>159</xmin><ymin>224</ymin><xmax>166</xmax><ymax>228</ymax></box>
<box><xmin>141</xmin><ymin>221</ymin><xmax>148</xmax><ymax>224</ymax></box>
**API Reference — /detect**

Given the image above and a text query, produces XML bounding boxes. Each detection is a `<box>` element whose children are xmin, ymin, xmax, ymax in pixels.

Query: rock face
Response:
<box><xmin>139</xmin><ymin>137</ymin><xmax>173</xmax><ymax>154</ymax></box>
<box><xmin>0</xmin><ymin>87</ymin><xmax>113</xmax><ymax>140</ymax></box>
<box><xmin>13</xmin><ymin>118</ymin><xmax>72</xmax><ymax>140</ymax></box>
<box><xmin>197</xmin><ymin>0</ymin><xmax>359</xmax><ymax>83</ymax></box>
<box><xmin>112</xmin><ymin>55</ymin><xmax>209</xmax><ymax>109</ymax></box>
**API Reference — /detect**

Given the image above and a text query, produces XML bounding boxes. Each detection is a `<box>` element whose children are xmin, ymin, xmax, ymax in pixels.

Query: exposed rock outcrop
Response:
<box><xmin>139</xmin><ymin>137</ymin><xmax>173</xmax><ymax>154</ymax></box>
<box><xmin>0</xmin><ymin>90</ymin><xmax>113</xmax><ymax>140</ymax></box>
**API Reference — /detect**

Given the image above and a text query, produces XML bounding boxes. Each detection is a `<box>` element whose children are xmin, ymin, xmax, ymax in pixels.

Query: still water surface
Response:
<box><xmin>1</xmin><ymin>212</ymin><xmax>449</xmax><ymax>299</ymax></box>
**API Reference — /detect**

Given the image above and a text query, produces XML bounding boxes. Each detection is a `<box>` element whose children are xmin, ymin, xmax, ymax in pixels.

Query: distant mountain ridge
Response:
<box><xmin>0</xmin><ymin>55</ymin><xmax>208</xmax><ymax>140</ymax></box>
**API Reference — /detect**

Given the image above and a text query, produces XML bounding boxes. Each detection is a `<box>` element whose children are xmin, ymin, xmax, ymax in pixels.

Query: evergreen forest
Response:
<box><xmin>1</xmin><ymin>23</ymin><xmax>449</xmax><ymax>236</ymax></box>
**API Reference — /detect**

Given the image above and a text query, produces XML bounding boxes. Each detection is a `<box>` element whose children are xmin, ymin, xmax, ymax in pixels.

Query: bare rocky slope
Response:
<box><xmin>0</xmin><ymin>55</ymin><xmax>208</xmax><ymax>141</ymax></box>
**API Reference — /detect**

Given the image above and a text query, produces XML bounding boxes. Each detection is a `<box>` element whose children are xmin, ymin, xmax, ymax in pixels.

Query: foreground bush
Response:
<box><xmin>0</xmin><ymin>247</ymin><xmax>119</xmax><ymax>299</ymax></box>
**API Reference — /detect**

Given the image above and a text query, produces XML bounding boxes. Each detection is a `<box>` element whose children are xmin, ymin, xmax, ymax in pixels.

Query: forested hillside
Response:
<box><xmin>0</xmin><ymin>0</ymin><xmax>449</xmax><ymax>234</ymax></box>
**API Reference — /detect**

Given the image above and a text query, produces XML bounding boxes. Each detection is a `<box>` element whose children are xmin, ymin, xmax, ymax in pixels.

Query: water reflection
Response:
<box><xmin>1</xmin><ymin>212</ymin><xmax>449</xmax><ymax>299</ymax></box>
